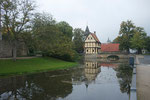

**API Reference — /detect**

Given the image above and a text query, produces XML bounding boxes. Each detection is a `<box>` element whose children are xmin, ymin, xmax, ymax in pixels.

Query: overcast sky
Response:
<box><xmin>35</xmin><ymin>0</ymin><xmax>150</xmax><ymax>43</ymax></box>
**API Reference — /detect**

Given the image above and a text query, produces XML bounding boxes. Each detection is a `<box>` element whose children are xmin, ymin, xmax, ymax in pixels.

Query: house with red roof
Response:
<box><xmin>84</xmin><ymin>26</ymin><xmax>120</xmax><ymax>54</ymax></box>
<box><xmin>84</xmin><ymin>32</ymin><xmax>101</xmax><ymax>54</ymax></box>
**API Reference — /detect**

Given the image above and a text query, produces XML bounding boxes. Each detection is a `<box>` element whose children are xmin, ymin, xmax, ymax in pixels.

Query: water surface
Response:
<box><xmin>0</xmin><ymin>59</ymin><xmax>132</xmax><ymax>100</ymax></box>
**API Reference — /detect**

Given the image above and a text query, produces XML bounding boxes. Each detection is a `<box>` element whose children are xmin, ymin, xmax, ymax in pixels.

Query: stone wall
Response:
<box><xmin>0</xmin><ymin>40</ymin><xmax>28</xmax><ymax>58</ymax></box>
<box><xmin>17</xmin><ymin>41</ymin><xmax>28</xmax><ymax>56</ymax></box>
<box><xmin>0</xmin><ymin>40</ymin><xmax>12</xmax><ymax>58</ymax></box>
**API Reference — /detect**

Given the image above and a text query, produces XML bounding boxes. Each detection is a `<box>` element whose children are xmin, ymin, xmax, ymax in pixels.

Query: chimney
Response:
<box><xmin>94</xmin><ymin>31</ymin><xmax>96</xmax><ymax>34</ymax></box>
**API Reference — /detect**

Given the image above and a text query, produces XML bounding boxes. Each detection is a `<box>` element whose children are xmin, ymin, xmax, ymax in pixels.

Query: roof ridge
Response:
<box><xmin>91</xmin><ymin>33</ymin><xmax>100</xmax><ymax>43</ymax></box>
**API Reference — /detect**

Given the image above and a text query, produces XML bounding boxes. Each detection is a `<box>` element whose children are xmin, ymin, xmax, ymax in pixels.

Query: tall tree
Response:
<box><xmin>130</xmin><ymin>27</ymin><xmax>147</xmax><ymax>54</ymax></box>
<box><xmin>32</xmin><ymin>13</ymin><xmax>58</xmax><ymax>55</ymax></box>
<box><xmin>56</xmin><ymin>21</ymin><xmax>73</xmax><ymax>40</ymax></box>
<box><xmin>1</xmin><ymin>0</ymin><xmax>35</xmax><ymax>60</ymax></box>
<box><xmin>119</xmin><ymin>20</ymin><xmax>135</xmax><ymax>53</ymax></box>
<box><xmin>32</xmin><ymin>13</ymin><xmax>76</xmax><ymax>61</ymax></box>
<box><xmin>73</xmin><ymin>28</ymin><xmax>84</xmax><ymax>53</ymax></box>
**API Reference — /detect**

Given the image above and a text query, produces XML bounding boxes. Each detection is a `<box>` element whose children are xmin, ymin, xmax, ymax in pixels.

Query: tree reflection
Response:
<box><xmin>115</xmin><ymin>64</ymin><xmax>133</xmax><ymax>94</ymax></box>
<box><xmin>0</xmin><ymin>70</ymin><xmax>73</xmax><ymax>100</ymax></box>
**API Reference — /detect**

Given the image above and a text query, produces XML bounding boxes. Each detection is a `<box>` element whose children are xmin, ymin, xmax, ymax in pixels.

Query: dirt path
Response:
<box><xmin>0</xmin><ymin>56</ymin><xmax>41</xmax><ymax>60</ymax></box>
<box><xmin>136</xmin><ymin>55</ymin><xmax>150</xmax><ymax>100</ymax></box>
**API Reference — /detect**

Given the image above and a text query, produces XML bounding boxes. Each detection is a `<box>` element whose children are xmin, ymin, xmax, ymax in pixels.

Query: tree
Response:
<box><xmin>56</xmin><ymin>21</ymin><xmax>73</xmax><ymax>40</ymax></box>
<box><xmin>1</xmin><ymin>0</ymin><xmax>35</xmax><ymax>60</ymax></box>
<box><xmin>113</xmin><ymin>36</ymin><xmax>121</xmax><ymax>43</ymax></box>
<box><xmin>32</xmin><ymin>13</ymin><xmax>58</xmax><ymax>55</ymax></box>
<box><xmin>21</xmin><ymin>31</ymin><xmax>36</xmax><ymax>56</ymax></box>
<box><xmin>32</xmin><ymin>13</ymin><xmax>77</xmax><ymax>61</ymax></box>
<box><xmin>73</xmin><ymin>28</ymin><xmax>84</xmax><ymax>53</ymax></box>
<box><xmin>130</xmin><ymin>27</ymin><xmax>147</xmax><ymax>54</ymax></box>
<box><xmin>119</xmin><ymin>20</ymin><xmax>135</xmax><ymax>53</ymax></box>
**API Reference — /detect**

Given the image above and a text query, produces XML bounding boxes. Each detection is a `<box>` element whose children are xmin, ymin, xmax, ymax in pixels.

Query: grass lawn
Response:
<box><xmin>0</xmin><ymin>57</ymin><xmax>78</xmax><ymax>76</ymax></box>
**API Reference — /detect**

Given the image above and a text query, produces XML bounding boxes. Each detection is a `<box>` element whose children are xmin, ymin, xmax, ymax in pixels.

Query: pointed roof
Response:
<box><xmin>85</xmin><ymin>26</ymin><xmax>90</xmax><ymax>36</ymax></box>
<box><xmin>85</xmin><ymin>26</ymin><xmax>89</xmax><ymax>32</ymax></box>
<box><xmin>107</xmin><ymin>37</ymin><xmax>111</xmax><ymax>43</ymax></box>
<box><xmin>91</xmin><ymin>33</ymin><xmax>100</xmax><ymax>43</ymax></box>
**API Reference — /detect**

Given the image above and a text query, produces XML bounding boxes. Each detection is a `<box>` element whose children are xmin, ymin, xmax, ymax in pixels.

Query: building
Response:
<box><xmin>101</xmin><ymin>43</ymin><xmax>120</xmax><ymax>53</ymax></box>
<box><xmin>84</xmin><ymin>33</ymin><xmax>101</xmax><ymax>54</ymax></box>
<box><xmin>107</xmin><ymin>37</ymin><xmax>111</xmax><ymax>43</ymax></box>
<box><xmin>83</xmin><ymin>26</ymin><xmax>91</xmax><ymax>40</ymax></box>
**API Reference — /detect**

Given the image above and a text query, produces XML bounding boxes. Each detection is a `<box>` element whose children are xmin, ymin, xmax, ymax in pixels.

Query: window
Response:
<box><xmin>87</xmin><ymin>50</ymin><xmax>88</xmax><ymax>52</ymax></box>
<box><xmin>88</xmin><ymin>38</ymin><xmax>89</xmax><ymax>39</ymax></box>
<box><xmin>93</xmin><ymin>50</ymin><xmax>94</xmax><ymax>52</ymax></box>
<box><xmin>91</xmin><ymin>37</ymin><xmax>92</xmax><ymax>39</ymax></box>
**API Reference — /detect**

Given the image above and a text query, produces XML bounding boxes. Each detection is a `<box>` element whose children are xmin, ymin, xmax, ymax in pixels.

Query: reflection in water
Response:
<box><xmin>0</xmin><ymin>71</ymin><xmax>73</xmax><ymax>100</ymax></box>
<box><xmin>0</xmin><ymin>60</ymin><xmax>132</xmax><ymax>100</ymax></box>
<box><xmin>84</xmin><ymin>61</ymin><xmax>101</xmax><ymax>85</ymax></box>
<box><xmin>115</xmin><ymin>64</ymin><xmax>133</xmax><ymax>94</ymax></box>
<box><xmin>0</xmin><ymin>76</ymin><xmax>26</xmax><ymax>99</ymax></box>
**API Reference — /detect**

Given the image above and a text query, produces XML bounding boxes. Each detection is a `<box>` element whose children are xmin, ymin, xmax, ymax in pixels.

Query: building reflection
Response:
<box><xmin>84</xmin><ymin>61</ymin><xmax>101</xmax><ymax>85</ymax></box>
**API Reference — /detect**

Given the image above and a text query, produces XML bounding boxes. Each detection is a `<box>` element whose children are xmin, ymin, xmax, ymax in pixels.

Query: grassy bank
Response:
<box><xmin>0</xmin><ymin>57</ymin><xmax>77</xmax><ymax>76</ymax></box>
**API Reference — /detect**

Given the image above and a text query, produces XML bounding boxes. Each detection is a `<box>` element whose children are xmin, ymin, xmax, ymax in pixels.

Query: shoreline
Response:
<box><xmin>0</xmin><ymin>57</ymin><xmax>78</xmax><ymax>77</ymax></box>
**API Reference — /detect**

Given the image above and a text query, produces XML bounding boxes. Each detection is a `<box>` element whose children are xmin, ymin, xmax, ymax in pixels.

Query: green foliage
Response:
<box><xmin>0</xmin><ymin>57</ymin><xmax>77</xmax><ymax>76</ymax></box>
<box><xmin>1</xmin><ymin>1</ymin><xmax>78</xmax><ymax>61</ymax></box>
<box><xmin>130</xmin><ymin>27</ymin><xmax>147</xmax><ymax>54</ymax></box>
<box><xmin>21</xmin><ymin>31</ymin><xmax>37</xmax><ymax>56</ymax></box>
<box><xmin>118</xmin><ymin>20</ymin><xmax>135</xmax><ymax>52</ymax></box>
<box><xmin>56</xmin><ymin>21</ymin><xmax>73</xmax><ymax>40</ymax></box>
<box><xmin>73</xmin><ymin>28</ymin><xmax>84</xmax><ymax>53</ymax></box>
<box><xmin>32</xmin><ymin>13</ymin><xmax>77</xmax><ymax>61</ymax></box>
<box><xmin>1</xmin><ymin>0</ymin><xmax>35</xmax><ymax>40</ymax></box>
<box><xmin>1</xmin><ymin>0</ymin><xmax>35</xmax><ymax>60</ymax></box>
<box><xmin>115</xmin><ymin>20</ymin><xmax>148</xmax><ymax>54</ymax></box>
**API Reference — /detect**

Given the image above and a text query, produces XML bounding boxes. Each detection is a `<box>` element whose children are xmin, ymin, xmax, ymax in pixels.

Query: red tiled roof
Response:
<box><xmin>91</xmin><ymin>33</ymin><xmax>100</xmax><ymax>43</ymax></box>
<box><xmin>101</xmin><ymin>43</ymin><xmax>120</xmax><ymax>52</ymax></box>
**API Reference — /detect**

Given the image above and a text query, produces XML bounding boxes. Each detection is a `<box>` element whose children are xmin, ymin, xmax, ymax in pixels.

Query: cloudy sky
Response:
<box><xmin>35</xmin><ymin>0</ymin><xmax>150</xmax><ymax>43</ymax></box>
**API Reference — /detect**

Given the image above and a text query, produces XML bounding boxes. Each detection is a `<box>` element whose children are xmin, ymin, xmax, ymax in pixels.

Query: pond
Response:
<box><xmin>0</xmin><ymin>59</ymin><xmax>132</xmax><ymax>100</ymax></box>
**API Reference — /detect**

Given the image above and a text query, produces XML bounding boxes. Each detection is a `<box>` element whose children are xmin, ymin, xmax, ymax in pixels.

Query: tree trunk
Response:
<box><xmin>12</xmin><ymin>41</ymin><xmax>17</xmax><ymax>61</ymax></box>
<box><xmin>138</xmin><ymin>48</ymin><xmax>142</xmax><ymax>54</ymax></box>
<box><xmin>127</xmin><ymin>48</ymin><xmax>130</xmax><ymax>54</ymax></box>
